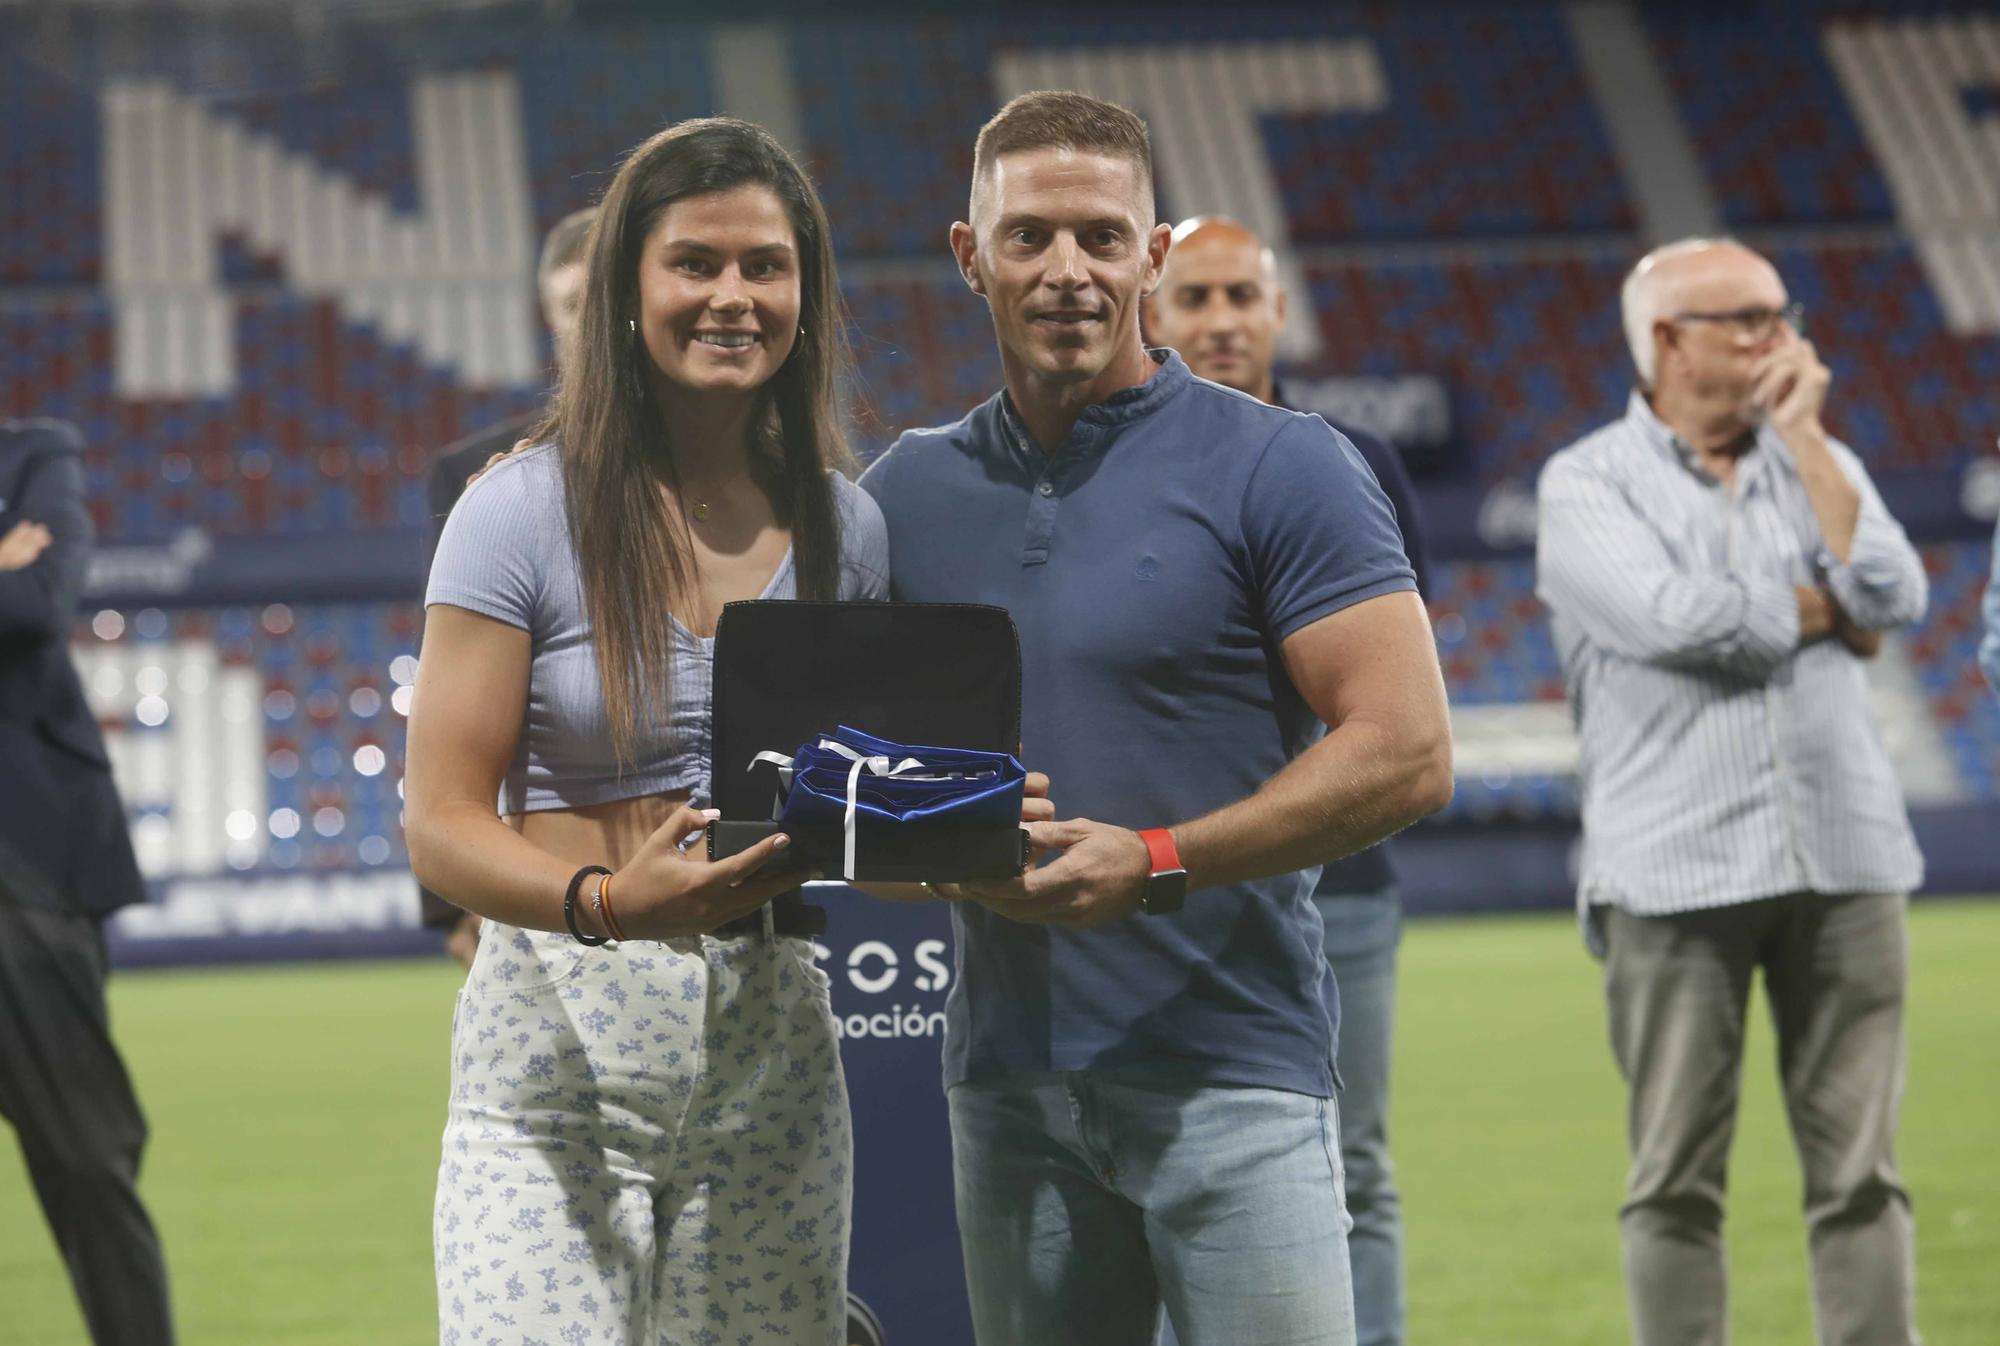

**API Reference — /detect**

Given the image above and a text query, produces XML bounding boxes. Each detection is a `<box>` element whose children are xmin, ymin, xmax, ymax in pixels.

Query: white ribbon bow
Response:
<box><xmin>751</xmin><ymin>741</ymin><xmax>931</xmax><ymax>880</ymax></box>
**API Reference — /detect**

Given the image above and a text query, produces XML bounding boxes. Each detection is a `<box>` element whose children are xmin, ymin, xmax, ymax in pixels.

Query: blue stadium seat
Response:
<box><xmin>1910</xmin><ymin>543</ymin><xmax>2000</xmax><ymax>801</ymax></box>
<box><xmin>76</xmin><ymin>600</ymin><xmax>423</xmax><ymax>878</ymax></box>
<box><xmin>1646</xmin><ymin>8</ymin><xmax>1894</xmax><ymax>226</ymax></box>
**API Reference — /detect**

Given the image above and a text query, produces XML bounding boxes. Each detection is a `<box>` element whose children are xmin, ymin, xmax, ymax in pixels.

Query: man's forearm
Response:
<box><xmin>1788</xmin><ymin>425</ymin><xmax>1861</xmax><ymax>562</ymax></box>
<box><xmin>1797</xmin><ymin>583</ymin><xmax>1883</xmax><ymax>657</ymax></box>
<box><xmin>1172</xmin><ymin>713</ymin><xmax>1453</xmax><ymax>893</ymax></box>
<box><xmin>1796</xmin><ymin>584</ymin><xmax>1835</xmax><ymax>642</ymax></box>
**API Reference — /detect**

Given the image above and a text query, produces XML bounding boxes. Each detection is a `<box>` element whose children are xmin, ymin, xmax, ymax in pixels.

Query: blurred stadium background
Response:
<box><xmin>0</xmin><ymin>0</ymin><xmax>1995</xmax><ymax>1342</ymax></box>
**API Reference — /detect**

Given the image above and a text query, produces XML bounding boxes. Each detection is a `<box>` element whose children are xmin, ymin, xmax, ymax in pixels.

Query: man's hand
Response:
<box><xmin>1796</xmin><ymin>584</ymin><xmax>1836</xmax><ymax>642</ymax></box>
<box><xmin>1752</xmin><ymin>338</ymin><xmax>1831</xmax><ymax>440</ymax></box>
<box><xmin>853</xmin><ymin>771</ymin><xmax>1054</xmax><ymax>905</ymax></box>
<box><xmin>0</xmin><ymin>520</ymin><xmax>53</xmax><ymax>571</ymax></box>
<box><xmin>1798</xmin><ymin>583</ymin><xmax>1883</xmax><ymax>658</ymax></box>
<box><xmin>954</xmin><ymin>818</ymin><xmax>1150</xmax><ymax>929</ymax></box>
<box><xmin>1833</xmin><ymin>605</ymin><xmax>1883</xmax><ymax>659</ymax></box>
<box><xmin>1020</xmin><ymin>770</ymin><xmax>1054</xmax><ymax>825</ymax></box>
<box><xmin>443</xmin><ymin>912</ymin><xmax>482</xmax><ymax>969</ymax></box>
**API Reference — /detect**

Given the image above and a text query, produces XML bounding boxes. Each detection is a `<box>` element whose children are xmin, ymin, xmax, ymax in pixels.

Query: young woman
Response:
<box><xmin>405</xmin><ymin>117</ymin><xmax>886</xmax><ymax>1344</ymax></box>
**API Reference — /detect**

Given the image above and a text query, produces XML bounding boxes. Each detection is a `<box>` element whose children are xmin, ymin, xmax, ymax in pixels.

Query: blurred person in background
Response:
<box><xmin>1144</xmin><ymin>214</ymin><xmax>1430</xmax><ymax>1346</ymax></box>
<box><xmin>406</xmin><ymin>118</ymin><xmax>885</xmax><ymax>1344</ymax></box>
<box><xmin>1536</xmin><ymin>238</ymin><xmax>1925</xmax><ymax>1346</ymax></box>
<box><xmin>1982</xmin><ymin>511</ymin><xmax>1999</xmax><ymax>696</ymax></box>
<box><xmin>418</xmin><ymin>205</ymin><xmax>594</xmax><ymax>967</ymax></box>
<box><xmin>0</xmin><ymin>418</ymin><xmax>175</xmax><ymax>1346</ymax></box>
<box><xmin>862</xmin><ymin>91</ymin><xmax>1453</xmax><ymax>1346</ymax></box>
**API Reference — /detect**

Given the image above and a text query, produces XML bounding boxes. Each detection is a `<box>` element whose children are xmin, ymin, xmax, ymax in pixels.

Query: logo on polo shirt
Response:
<box><xmin>1135</xmin><ymin>554</ymin><xmax>1160</xmax><ymax>581</ymax></box>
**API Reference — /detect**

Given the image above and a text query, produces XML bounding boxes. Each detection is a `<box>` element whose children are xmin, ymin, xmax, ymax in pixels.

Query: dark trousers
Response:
<box><xmin>0</xmin><ymin>892</ymin><xmax>175</xmax><ymax>1346</ymax></box>
<box><xmin>1603</xmin><ymin>893</ymin><xmax>1916</xmax><ymax>1346</ymax></box>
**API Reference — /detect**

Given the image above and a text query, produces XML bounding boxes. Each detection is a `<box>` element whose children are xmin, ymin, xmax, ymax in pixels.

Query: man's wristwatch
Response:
<box><xmin>1136</xmin><ymin>828</ymin><xmax>1188</xmax><ymax>915</ymax></box>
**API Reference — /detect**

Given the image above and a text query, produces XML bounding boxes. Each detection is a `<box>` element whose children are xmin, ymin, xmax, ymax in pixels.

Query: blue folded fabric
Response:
<box><xmin>752</xmin><ymin>725</ymin><xmax>1025</xmax><ymax>878</ymax></box>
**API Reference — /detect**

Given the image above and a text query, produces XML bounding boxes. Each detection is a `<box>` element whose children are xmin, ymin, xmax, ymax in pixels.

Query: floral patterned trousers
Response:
<box><xmin>435</xmin><ymin>922</ymin><xmax>850</xmax><ymax>1345</ymax></box>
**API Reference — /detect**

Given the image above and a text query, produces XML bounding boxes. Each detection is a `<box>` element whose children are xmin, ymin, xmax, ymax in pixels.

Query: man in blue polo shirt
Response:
<box><xmin>859</xmin><ymin>91</ymin><xmax>1453</xmax><ymax>1346</ymax></box>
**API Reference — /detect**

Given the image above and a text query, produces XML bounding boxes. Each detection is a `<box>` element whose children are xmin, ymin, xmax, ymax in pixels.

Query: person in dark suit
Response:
<box><xmin>1145</xmin><ymin>216</ymin><xmax>1431</xmax><ymax>1346</ymax></box>
<box><xmin>0</xmin><ymin>417</ymin><xmax>175</xmax><ymax>1346</ymax></box>
<box><xmin>419</xmin><ymin>206</ymin><xmax>593</xmax><ymax>964</ymax></box>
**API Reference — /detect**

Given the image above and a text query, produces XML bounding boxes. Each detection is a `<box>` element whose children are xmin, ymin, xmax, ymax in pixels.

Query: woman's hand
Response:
<box><xmin>608</xmin><ymin>805</ymin><xmax>818</xmax><ymax>939</ymax></box>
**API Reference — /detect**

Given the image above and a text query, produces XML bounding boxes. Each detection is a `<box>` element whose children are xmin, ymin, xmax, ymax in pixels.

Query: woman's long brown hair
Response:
<box><xmin>547</xmin><ymin>117</ymin><xmax>854</xmax><ymax>767</ymax></box>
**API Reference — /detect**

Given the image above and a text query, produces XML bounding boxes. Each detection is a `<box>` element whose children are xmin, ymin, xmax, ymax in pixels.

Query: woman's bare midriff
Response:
<box><xmin>506</xmin><ymin>789</ymin><xmax>696</xmax><ymax>872</ymax></box>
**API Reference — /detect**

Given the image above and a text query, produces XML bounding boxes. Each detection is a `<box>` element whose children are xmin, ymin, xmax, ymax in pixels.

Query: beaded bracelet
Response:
<box><xmin>563</xmin><ymin>864</ymin><xmax>613</xmax><ymax>946</ymax></box>
<box><xmin>593</xmin><ymin>871</ymin><xmax>630</xmax><ymax>943</ymax></box>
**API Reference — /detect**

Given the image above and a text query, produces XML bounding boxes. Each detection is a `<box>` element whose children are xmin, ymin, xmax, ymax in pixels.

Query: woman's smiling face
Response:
<box><xmin>635</xmin><ymin>185</ymin><xmax>802</xmax><ymax>405</ymax></box>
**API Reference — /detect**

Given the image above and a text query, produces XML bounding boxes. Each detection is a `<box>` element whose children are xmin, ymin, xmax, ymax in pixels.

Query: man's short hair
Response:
<box><xmin>538</xmin><ymin>207</ymin><xmax>595</xmax><ymax>283</ymax></box>
<box><xmin>971</xmin><ymin>91</ymin><xmax>1153</xmax><ymax>214</ymax></box>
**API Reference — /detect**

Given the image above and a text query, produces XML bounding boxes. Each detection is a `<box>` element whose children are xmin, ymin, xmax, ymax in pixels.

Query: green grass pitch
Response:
<box><xmin>3</xmin><ymin>899</ymin><xmax>1995</xmax><ymax>1344</ymax></box>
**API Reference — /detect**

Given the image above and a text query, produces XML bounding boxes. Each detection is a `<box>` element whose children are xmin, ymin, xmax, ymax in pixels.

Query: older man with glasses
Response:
<box><xmin>1535</xmin><ymin>238</ymin><xmax>1926</xmax><ymax>1346</ymax></box>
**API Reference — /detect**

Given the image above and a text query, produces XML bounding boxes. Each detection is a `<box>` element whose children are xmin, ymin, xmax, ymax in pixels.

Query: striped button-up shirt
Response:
<box><xmin>1537</xmin><ymin>392</ymin><xmax>1926</xmax><ymax>938</ymax></box>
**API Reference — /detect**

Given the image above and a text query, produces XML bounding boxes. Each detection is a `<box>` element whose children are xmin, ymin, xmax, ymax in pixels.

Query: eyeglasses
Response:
<box><xmin>1670</xmin><ymin>301</ymin><xmax>1806</xmax><ymax>343</ymax></box>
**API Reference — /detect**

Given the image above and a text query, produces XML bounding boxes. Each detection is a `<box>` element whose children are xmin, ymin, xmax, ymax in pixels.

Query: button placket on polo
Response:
<box><xmin>1020</xmin><ymin>423</ymin><xmax>1101</xmax><ymax>567</ymax></box>
<box><xmin>1022</xmin><ymin>471</ymin><xmax>1058</xmax><ymax>566</ymax></box>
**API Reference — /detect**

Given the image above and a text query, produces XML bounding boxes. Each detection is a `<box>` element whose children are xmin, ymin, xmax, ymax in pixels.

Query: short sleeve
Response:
<box><xmin>834</xmin><ymin>471</ymin><xmax>891</xmax><ymax>600</ymax></box>
<box><xmin>1242</xmin><ymin>417</ymin><xmax>1418</xmax><ymax>640</ymax></box>
<box><xmin>1336</xmin><ymin>419</ymin><xmax>1431</xmax><ymax>599</ymax></box>
<box><xmin>425</xmin><ymin>452</ymin><xmax>559</xmax><ymax>630</ymax></box>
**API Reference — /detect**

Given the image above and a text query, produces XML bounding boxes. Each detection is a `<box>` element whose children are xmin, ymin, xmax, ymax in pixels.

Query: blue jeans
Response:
<box><xmin>1316</xmin><ymin>889</ymin><xmax>1405</xmax><ymax>1346</ymax></box>
<box><xmin>951</xmin><ymin>1070</ymin><xmax>1355</xmax><ymax>1346</ymax></box>
<box><xmin>1158</xmin><ymin>889</ymin><xmax>1403</xmax><ymax>1346</ymax></box>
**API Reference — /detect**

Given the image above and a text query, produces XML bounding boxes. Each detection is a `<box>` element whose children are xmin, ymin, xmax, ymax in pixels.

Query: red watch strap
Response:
<box><xmin>1138</xmin><ymin>828</ymin><xmax>1182</xmax><ymax>875</ymax></box>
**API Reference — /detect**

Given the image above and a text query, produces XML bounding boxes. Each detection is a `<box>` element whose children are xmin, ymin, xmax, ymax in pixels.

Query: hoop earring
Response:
<box><xmin>628</xmin><ymin>318</ymin><xmax>637</xmax><ymax>334</ymax></box>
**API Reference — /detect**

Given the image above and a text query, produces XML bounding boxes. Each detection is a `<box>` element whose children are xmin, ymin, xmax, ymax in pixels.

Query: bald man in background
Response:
<box><xmin>1146</xmin><ymin>217</ymin><xmax>1430</xmax><ymax>1346</ymax></box>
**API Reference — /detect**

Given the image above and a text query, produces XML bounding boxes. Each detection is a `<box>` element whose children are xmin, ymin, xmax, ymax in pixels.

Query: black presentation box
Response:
<box><xmin>703</xmin><ymin>600</ymin><xmax>1031</xmax><ymax>881</ymax></box>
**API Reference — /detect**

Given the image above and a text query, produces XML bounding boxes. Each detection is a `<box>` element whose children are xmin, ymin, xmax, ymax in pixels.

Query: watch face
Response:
<box><xmin>1143</xmin><ymin>868</ymin><xmax>1188</xmax><ymax>915</ymax></box>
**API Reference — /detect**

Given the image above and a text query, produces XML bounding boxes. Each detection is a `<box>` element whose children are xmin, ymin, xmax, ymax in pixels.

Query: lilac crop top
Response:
<box><xmin>425</xmin><ymin>443</ymin><xmax>890</xmax><ymax>814</ymax></box>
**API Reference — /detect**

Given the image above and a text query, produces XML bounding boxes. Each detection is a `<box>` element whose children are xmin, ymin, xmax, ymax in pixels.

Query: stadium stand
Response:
<box><xmin>517</xmin><ymin>24</ymin><xmax>715</xmax><ymax>236</ymax></box>
<box><xmin>0</xmin><ymin>46</ymin><xmax>100</xmax><ymax>285</ymax></box>
<box><xmin>845</xmin><ymin>271</ymin><xmax>998</xmax><ymax>444</ymax></box>
<box><xmin>0</xmin><ymin>3</ymin><xmax>1991</xmax><ymax>900</ymax></box>
<box><xmin>68</xmin><ymin>537</ymin><xmax>1996</xmax><ymax>877</ymax></box>
<box><xmin>76</xmin><ymin>601</ymin><xmax>421</xmax><ymax>878</ymax></box>
<box><xmin>6</xmin><ymin>15</ymin><xmax>1993</xmax><ymax>1346</ymax></box>
<box><xmin>790</xmin><ymin>19</ymin><xmax>994</xmax><ymax>259</ymax></box>
<box><xmin>1769</xmin><ymin>243</ymin><xmax>2000</xmax><ymax>472</ymax></box>
<box><xmin>1913</xmin><ymin>542</ymin><xmax>2000</xmax><ymax>802</ymax></box>
<box><xmin>1</xmin><ymin>297</ymin><xmax>537</xmax><ymax>539</ymax></box>
<box><xmin>1646</xmin><ymin>8</ymin><xmax>1895</xmax><ymax>227</ymax></box>
<box><xmin>1263</xmin><ymin>6</ymin><xmax>1632</xmax><ymax>241</ymax></box>
<box><xmin>1303</xmin><ymin>254</ymin><xmax>1635</xmax><ymax>483</ymax></box>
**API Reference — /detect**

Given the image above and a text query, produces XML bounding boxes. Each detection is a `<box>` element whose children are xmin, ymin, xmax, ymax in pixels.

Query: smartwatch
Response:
<box><xmin>1136</xmin><ymin>828</ymin><xmax>1188</xmax><ymax>915</ymax></box>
